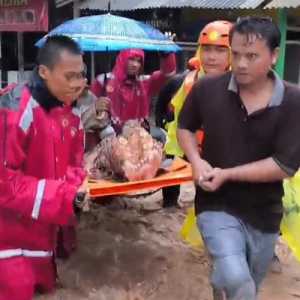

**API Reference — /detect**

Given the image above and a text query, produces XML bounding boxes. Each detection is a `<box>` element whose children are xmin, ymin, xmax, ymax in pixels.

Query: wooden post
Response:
<box><xmin>17</xmin><ymin>32</ymin><xmax>24</xmax><ymax>82</ymax></box>
<box><xmin>275</xmin><ymin>8</ymin><xmax>287</xmax><ymax>79</ymax></box>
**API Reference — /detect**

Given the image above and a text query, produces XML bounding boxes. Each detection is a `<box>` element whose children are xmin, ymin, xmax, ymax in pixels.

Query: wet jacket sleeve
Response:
<box><xmin>1</xmin><ymin>169</ymin><xmax>77</xmax><ymax>226</ymax></box>
<box><xmin>2</xmin><ymin>116</ymin><xmax>77</xmax><ymax>226</ymax></box>
<box><xmin>148</xmin><ymin>53</ymin><xmax>176</xmax><ymax>97</ymax></box>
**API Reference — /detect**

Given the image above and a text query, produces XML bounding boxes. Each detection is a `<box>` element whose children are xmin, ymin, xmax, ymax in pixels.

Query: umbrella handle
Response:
<box><xmin>102</xmin><ymin>73</ymin><xmax>108</xmax><ymax>97</ymax></box>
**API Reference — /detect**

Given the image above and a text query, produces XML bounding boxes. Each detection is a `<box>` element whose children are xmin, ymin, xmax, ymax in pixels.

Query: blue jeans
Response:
<box><xmin>197</xmin><ymin>211</ymin><xmax>278</xmax><ymax>300</ymax></box>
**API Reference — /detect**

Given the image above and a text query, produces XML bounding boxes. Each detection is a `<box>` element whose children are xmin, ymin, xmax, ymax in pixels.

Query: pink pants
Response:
<box><xmin>0</xmin><ymin>256</ymin><xmax>56</xmax><ymax>300</ymax></box>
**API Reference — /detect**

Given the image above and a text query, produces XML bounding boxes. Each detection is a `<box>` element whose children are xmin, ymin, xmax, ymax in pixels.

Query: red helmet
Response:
<box><xmin>199</xmin><ymin>21</ymin><xmax>232</xmax><ymax>47</ymax></box>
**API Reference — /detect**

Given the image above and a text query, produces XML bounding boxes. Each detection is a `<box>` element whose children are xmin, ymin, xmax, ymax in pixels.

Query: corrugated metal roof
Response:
<box><xmin>55</xmin><ymin>0</ymin><xmax>74</xmax><ymax>8</ymax></box>
<box><xmin>265</xmin><ymin>0</ymin><xmax>300</xmax><ymax>9</ymax></box>
<box><xmin>79</xmin><ymin>0</ymin><xmax>266</xmax><ymax>10</ymax></box>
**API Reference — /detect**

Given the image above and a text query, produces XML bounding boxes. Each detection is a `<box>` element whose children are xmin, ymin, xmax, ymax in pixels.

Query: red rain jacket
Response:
<box><xmin>0</xmin><ymin>85</ymin><xmax>85</xmax><ymax>299</ymax></box>
<box><xmin>91</xmin><ymin>49</ymin><xmax>176</xmax><ymax>128</ymax></box>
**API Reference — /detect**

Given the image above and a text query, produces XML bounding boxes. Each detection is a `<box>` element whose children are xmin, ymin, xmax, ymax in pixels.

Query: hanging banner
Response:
<box><xmin>0</xmin><ymin>0</ymin><xmax>48</xmax><ymax>32</ymax></box>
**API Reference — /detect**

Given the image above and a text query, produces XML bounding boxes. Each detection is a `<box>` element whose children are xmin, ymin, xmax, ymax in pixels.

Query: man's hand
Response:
<box><xmin>199</xmin><ymin>168</ymin><xmax>229</xmax><ymax>192</ymax></box>
<box><xmin>95</xmin><ymin>97</ymin><xmax>111</xmax><ymax>113</ymax></box>
<box><xmin>192</xmin><ymin>158</ymin><xmax>213</xmax><ymax>185</ymax></box>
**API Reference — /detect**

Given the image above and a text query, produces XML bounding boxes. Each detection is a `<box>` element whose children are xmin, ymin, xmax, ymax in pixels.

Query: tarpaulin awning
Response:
<box><xmin>265</xmin><ymin>0</ymin><xmax>300</xmax><ymax>9</ymax></box>
<box><xmin>79</xmin><ymin>0</ymin><xmax>267</xmax><ymax>11</ymax></box>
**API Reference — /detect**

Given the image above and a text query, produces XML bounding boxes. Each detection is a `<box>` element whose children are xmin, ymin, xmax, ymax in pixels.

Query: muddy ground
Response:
<box><xmin>37</xmin><ymin>183</ymin><xmax>300</xmax><ymax>300</ymax></box>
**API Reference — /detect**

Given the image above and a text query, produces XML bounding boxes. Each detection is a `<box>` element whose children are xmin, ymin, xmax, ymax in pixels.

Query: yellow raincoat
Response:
<box><xmin>164</xmin><ymin>66</ymin><xmax>205</xmax><ymax>157</ymax></box>
<box><xmin>281</xmin><ymin>172</ymin><xmax>300</xmax><ymax>261</ymax></box>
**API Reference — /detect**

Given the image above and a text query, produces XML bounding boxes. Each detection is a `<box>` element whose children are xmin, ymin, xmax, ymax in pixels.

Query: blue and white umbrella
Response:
<box><xmin>36</xmin><ymin>14</ymin><xmax>181</xmax><ymax>52</ymax></box>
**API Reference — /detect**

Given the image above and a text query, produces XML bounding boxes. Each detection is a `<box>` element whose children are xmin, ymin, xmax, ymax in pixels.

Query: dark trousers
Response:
<box><xmin>162</xmin><ymin>184</ymin><xmax>180</xmax><ymax>207</ymax></box>
<box><xmin>162</xmin><ymin>154</ymin><xmax>181</xmax><ymax>207</ymax></box>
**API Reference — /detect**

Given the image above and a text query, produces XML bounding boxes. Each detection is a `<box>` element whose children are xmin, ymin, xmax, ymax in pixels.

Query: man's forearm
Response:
<box><xmin>225</xmin><ymin>157</ymin><xmax>290</xmax><ymax>183</ymax></box>
<box><xmin>177</xmin><ymin>128</ymin><xmax>201</xmax><ymax>164</ymax></box>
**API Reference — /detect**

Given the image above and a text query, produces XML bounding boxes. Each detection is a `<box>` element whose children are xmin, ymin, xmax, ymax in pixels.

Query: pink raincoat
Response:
<box><xmin>0</xmin><ymin>86</ymin><xmax>85</xmax><ymax>300</ymax></box>
<box><xmin>90</xmin><ymin>49</ymin><xmax>176</xmax><ymax>129</ymax></box>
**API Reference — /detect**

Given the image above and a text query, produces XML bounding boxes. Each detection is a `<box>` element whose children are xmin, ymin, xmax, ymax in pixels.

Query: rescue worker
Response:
<box><xmin>90</xmin><ymin>49</ymin><xmax>176</xmax><ymax>133</ymax></box>
<box><xmin>0</xmin><ymin>35</ymin><xmax>86</xmax><ymax>300</ymax></box>
<box><xmin>161</xmin><ymin>20</ymin><xmax>232</xmax><ymax>207</ymax></box>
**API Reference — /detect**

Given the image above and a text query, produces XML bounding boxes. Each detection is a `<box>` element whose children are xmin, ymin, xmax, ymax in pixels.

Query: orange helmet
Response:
<box><xmin>198</xmin><ymin>20</ymin><xmax>232</xmax><ymax>48</ymax></box>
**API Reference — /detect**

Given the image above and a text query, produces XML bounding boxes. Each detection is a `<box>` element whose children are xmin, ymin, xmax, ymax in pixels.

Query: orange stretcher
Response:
<box><xmin>88</xmin><ymin>157</ymin><xmax>193</xmax><ymax>198</ymax></box>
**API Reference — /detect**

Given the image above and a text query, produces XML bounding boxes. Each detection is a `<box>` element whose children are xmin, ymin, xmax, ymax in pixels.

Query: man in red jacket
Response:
<box><xmin>90</xmin><ymin>49</ymin><xmax>176</xmax><ymax>132</ymax></box>
<box><xmin>0</xmin><ymin>35</ymin><xmax>86</xmax><ymax>300</ymax></box>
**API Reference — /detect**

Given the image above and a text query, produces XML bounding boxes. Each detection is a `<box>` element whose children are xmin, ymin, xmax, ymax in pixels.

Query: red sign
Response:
<box><xmin>0</xmin><ymin>0</ymin><xmax>48</xmax><ymax>32</ymax></box>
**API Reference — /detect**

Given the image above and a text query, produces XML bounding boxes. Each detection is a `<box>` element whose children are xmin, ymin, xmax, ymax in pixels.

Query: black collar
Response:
<box><xmin>227</xmin><ymin>70</ymin><xmax>285</xmax><ymax>107</ymax></box>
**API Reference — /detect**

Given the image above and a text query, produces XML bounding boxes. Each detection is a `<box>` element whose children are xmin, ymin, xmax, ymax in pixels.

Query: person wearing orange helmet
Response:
<box><xmin>161</xmin><ymin>20</ymin><xmax>232</xmax><ymax>208</ymax></box>
<box><xmin>189</xmin><ymin>20</ymin><xmax>232</xmax><ymax>80</ymax></box>
<box><xmin>165</xmin><ymin>20</ymin><xmax>232</xmax><ymax>156</ymax></box>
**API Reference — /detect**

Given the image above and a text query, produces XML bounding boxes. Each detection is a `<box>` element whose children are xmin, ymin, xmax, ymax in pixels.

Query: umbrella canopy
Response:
<box><xmin>35</xmin><ymin>14</ymin><xmax>181</xmax><ymax>52</ymax></box>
